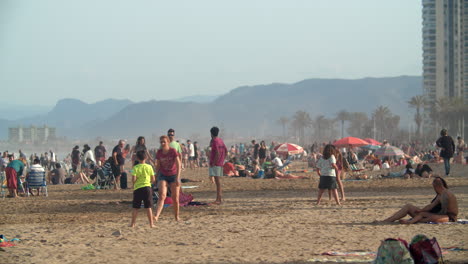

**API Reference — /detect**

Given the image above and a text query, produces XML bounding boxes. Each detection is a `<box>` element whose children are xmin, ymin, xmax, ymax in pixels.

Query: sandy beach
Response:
<box><xmin>1</xmin><ymin>162</ymin><xmax>467</xmax><ymax>264</ymax></box>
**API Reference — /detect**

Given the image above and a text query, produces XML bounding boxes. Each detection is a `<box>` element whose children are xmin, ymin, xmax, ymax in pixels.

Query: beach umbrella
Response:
<box><xmin>274</xmin><ymin>143</ymin><xmax>304</xmax><ymax>155</ymax></box>
<box><xmin>361</xmin><ymin>144</ymin><xmax>381</xmax><ymax>150</ymax></box>
<box><xmin>363</xmin><ymin>138</ymin><xmax>382</xmax><ymax>146</ymax></box>
<box><xmin>374</xmin><ymin>146</ymin><xmax>405</xmax><ymax>157</ymax></box>
<box><xmin>333</xmin><ymin>137</ymin><xmax>369</xmax><ymax>147</ymax></box>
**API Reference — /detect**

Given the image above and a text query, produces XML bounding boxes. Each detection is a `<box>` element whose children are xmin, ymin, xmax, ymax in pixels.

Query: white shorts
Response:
<box><xmin>209</xmin><ymin>166</ymin><xmax>223</xmax><ymax>177</ymax></box>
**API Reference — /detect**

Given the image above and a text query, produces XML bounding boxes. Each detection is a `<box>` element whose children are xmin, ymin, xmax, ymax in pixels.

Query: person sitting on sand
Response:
<box><xmin>49</xmin><ymin>162</ymin><xmax>66</xmax><ymax>185</ymax></box>
<box><xmin>381</xmin><ymin>177</ymin><xmax>458</xmax><ymax>224</ymax></box>
<box><xmin>223</xmin><ymin>159</ymin><xmax>238</xmax><ymax>177</ymax></box>
<box><xmin>26</xmin><ymin>158</ymin><xmax>45</xmax><ymax>196</ymax></box>
<box><xmin>129</xmin><ymin>150</ymin><xmax>155</xmax><ymax>228</ymax></box>
<box><xmin>414</xmin><ymin>163</ymin><xmax>433</xmax><ymax>178</ymax></box>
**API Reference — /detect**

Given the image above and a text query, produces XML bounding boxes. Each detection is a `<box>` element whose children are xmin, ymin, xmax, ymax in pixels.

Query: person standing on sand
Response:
<box><xmin>71</xmin><ymin>146</ymin><xmax>80</xmax><ymax>173</ymax></box>
<box><xmin>112</xmin><ymin>140</ymin><xmax>126</xmax><ymax>190</ymax></box>
<box><xmin>129</xmin><ymin>150</ymin><xmax>155</xmax><ymax>228</ymax></box>
<box><xmin>167</xmin><ymin>128</ymin><xmax>182</xmax><ymax>156</ymax></box>
<box><xmin>332</xmin><ymin>146</ymin><xmax>347</xmax><ymax>202</ymax></box>
<box><xmin>436</xmin><ymin>129</ymin><xmax>455</xmax><ymax>176</ymax></box>
<box><xmin>94</xmin><ymin>141</ymin><xmax>107</xmax><ymax>166</ymax></box>
<box><xmin>154</xmin><ymin>135</ymin><xmax>182</xmax><ymax>222</ymax></box>
<box><xmin>209</xmin><ymin>127</ymin><xmax>227</xmax><ymax>205</ymax></box>
<box><xmin>5</xmin><ymin>156</ymin><xmax>25</xmax><ymax>198</ymax></box>
<box><xmin>381</xmin><ymin>177</ymin><xmax>458</xmax><ymax>224</ymax></box>
<box><xmin>315</xmin><ymin>144</ymin><xmax>341</xmax><ymax>206</ymax></box>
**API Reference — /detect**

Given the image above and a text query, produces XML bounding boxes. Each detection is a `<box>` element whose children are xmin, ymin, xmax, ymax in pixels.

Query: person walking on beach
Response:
<box><xmin>209</xmin><ymin>127</ymin><xmax>227</xmax><ymax>205</ymax></box>
<box><xmin>436</xmin><ymin>129</ymin><xmax>455</xmax><ymax>176</ymax></box>
<box><xmin>315</xmin><ymin>144</ymin><xmax>341</xmax><ymax>205</ymax></box>
<box><xmin>154</xmin><ymin>135</ymin><xmax>182</xmax><ymax>221</ymax></box>
<box><xmin>129</xmin><ymin>150</ymin><xmax>155</xmax><ymax>228</ymax></box>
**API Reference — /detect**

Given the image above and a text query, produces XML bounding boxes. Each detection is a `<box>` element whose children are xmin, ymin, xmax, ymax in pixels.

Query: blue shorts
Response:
<box><xmin>157</xmin><ymin>173</ymin><xmax>177</xmax><ymax>184</ymax></box>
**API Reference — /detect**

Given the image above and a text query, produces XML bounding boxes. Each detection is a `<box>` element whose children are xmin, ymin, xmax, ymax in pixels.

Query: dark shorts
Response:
<box><xmin>111</xmin><ymin>163</ymin><xmax>121</xmax><ymax>177</ymax></box>
<box><xmin>188</xmin><ymin>156</ymin><xmax>196</xmax><ymax>161</ymax></box>
<box><xmin>318</xmin><ymin>176</ymin><xmax>337</xmax><ymax>190</ymax></box>
<box><xmin>157</xmin><ymin>173</ymin><xmax>177</xmax><ymax>184</ymax></box>
<box><xmin>133</xmin><ymin>186</ymin><xmax>153</xmax><ymax>209</ymax></box>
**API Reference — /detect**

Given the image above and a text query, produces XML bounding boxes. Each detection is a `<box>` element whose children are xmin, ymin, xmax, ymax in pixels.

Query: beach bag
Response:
<box><xmin>409</xmin><ymin>234</ymin><xmax>443</xmax><ymax>264</ymax></box>
<box><xmin>374</xmin><ymin>238</ymin><xmax>414</xmax><ymax>264</ymax></box>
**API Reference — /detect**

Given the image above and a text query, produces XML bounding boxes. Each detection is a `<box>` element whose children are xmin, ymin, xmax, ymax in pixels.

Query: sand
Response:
<box><xmin>1</xmin><ymin>162</ymin><xmax>467</xmax><ymax>264</ymax></box>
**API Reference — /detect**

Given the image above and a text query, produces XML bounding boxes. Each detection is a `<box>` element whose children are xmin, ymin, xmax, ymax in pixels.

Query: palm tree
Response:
<box><xmin>336</xmin><ymin>110</ymin><xmax>351</xmax><ymax>138</ymax></box>
<box><xmin>277</xmin><ymin>117</ymin><xmax>289</xmax><ymax>141</ymax></box>
<box><xmin>372</xmin><ymin>106</ymin><xmax>391</xmax><ymax>140</ymax></box>
<box><xmin>408</xmin><ymin>95</ymin><xmax>426</xmax><ymax>136</ymax></box>
<box><xmin>314</xmin><ymin>115</ymin><xmax>326</xmax><ymax>141</ymax></box>
<box><xmin>347</xmin><ymin>112</ymin><xmax>369</xmax><ymax>137</ymax></box>
<box><xmin>292</xmin><ymin>111</ymin><xmax>312</xmax><ymax>144</ymax></box>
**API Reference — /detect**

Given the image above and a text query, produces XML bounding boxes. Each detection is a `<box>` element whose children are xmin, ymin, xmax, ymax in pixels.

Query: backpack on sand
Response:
<box><xmin>374</xmin><ymin>238</ymin><xmax>414</xmax><ymax>264</ymax></box>
<box><xmin>409</xmin><ymin>234</ymin><xmax>444</xmax><ymax>264</ymax></box>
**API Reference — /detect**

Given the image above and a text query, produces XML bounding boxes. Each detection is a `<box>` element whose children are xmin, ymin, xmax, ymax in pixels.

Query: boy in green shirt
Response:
<box><xmin>130</xmin><ymin>151</ymin><xmax>155</xmax><ymax>228</ymax></box>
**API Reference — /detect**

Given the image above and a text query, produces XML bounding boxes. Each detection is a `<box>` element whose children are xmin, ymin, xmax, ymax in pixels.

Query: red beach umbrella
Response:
<box><xmin>333</xmin><ymin>137</ymin><xmax>370</xmax><ymax>148</ymax></box>
<box><xmin>364</xmin><ymin>138</ymin><xmax>382</xmax><ymax>146</ymax></box>
<box><xmin>274</xmin><ymin>143</ymin><xmax>304</xmax><ymax>155</ymax></box>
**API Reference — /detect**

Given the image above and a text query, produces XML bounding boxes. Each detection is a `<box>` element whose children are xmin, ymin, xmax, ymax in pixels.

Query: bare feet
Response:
<box><xmin>175</xmin><ymin>217</ymin><xmax>180</xmax><ymax>221</ymax></box>
<box><xmin>153</xmin><ymin>216</ymin><xmax>159</xmax><ymax>222</ymax></box>
<box><xmin>210</xmin><ymin>176</ymin><xmax>215</xmax><ymax>184</ymax></box>
<box><xmin>210</xmin><ymin>201</ymin><xmax>222</xmax><ymax>205</ymax></box>
<box><xmin>399</xmin><ymin>219</ymin><xmax>410</xmax><ymax>224</ymax></box>
<box><xmin>129</xmin><ymin>223</ymin><xmax>136</xmax><ymax>228</ymax></box>
<box><xmin>149</xmin><ymin>224</ymin><xmax>155</xmax><ymax>228</ymax></box>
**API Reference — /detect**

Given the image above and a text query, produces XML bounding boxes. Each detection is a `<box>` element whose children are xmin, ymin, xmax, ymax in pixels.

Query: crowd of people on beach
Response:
<box><xmin>1</xmin><ymin>127</ymin><xmax>464</xmax><ymax>227</ymax></box>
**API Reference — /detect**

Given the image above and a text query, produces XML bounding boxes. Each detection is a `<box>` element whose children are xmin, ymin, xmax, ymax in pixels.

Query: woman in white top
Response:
<box><xmin>315</xmin><ymin>144</ymin><xmax>341</xmax><ymax>205</ymax></box>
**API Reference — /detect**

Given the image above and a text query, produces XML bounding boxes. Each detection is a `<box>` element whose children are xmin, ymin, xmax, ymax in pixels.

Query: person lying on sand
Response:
<box><xmin>380</xmin><ymin>176</ymin><xmax>458</xmax><ymax>224</ymax></box>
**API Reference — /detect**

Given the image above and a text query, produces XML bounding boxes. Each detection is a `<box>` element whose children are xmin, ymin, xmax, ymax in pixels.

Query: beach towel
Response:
<box><xmin>322</xmin><ymin>251</ymin><xmax>376</xmax><ymax>257</ymax></box>
<box><xmin>427</xmin><ymin>219</ymin><xmax>468</xmax><ymax>224</ymax></box>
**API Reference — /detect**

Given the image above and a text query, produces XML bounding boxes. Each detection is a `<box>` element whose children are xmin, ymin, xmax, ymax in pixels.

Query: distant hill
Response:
<box><xmin>173</xmin><ymin>94</ymin><xmax>219</xmax><ymax>103</ymax></box>
<box><xmin>1</xmin><ymin>76</ymin><xmax>422</xmax><ymax>140</ymax></box>
<box><xmin>90</xmin><ymin>76</ymin><xmax>422</xmax><ymax>139</ymax></box>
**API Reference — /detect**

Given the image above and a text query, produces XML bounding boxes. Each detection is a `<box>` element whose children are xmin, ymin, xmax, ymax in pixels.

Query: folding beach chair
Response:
<box><xmin>1</xmin><ymin>171</ymin><xmax>6</xmax><ymax>199</ymax></box>
<box><xmin>278</xmin><ymin>156</ymin><xmax>293</xmax><ymax>171</ymax></box>
<box><xmin>26</xmin><ymin>170</ymin><xmax>48</xmax><ymax>197</ymax></box>
<box><xmin>93</xmin><ymin>161</ymin><xmax>115</xmax><ymax>189</ymax></box>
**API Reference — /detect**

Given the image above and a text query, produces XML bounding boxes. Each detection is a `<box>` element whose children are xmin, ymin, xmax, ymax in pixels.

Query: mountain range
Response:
<box><xmin>0</xmin><ymin>76</ymin><xmax>422</xmax><ymax>140</ymax></box>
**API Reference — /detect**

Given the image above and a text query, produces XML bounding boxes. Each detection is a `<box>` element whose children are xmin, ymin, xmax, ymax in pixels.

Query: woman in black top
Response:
<box><xmin>258</xmin><ymin>141</ymin><xmax>267</xmax><ymax>165</ymax></box>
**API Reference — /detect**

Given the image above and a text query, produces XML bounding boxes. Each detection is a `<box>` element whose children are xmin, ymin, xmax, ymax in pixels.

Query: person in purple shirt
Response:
<box><xmin>209</xmin><ymin>126</ymin><xmax>227</xmax><ymax>205</ymax></box>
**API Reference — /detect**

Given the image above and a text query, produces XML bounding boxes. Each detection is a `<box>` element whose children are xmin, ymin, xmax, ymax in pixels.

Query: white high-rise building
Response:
<box><xmin>422</xmin><ymin>0</ymin><xmax>468</xmax><ymax>105</ymax></box>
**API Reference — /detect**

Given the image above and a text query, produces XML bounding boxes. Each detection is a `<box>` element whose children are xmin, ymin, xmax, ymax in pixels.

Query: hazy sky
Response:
<box><xmin>0</xmin><ymin>0</ymin><xmax>422</xmax><ymax>106</ymax></box>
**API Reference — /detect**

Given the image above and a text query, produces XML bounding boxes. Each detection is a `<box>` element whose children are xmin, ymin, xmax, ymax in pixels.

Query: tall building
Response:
<box><xmin>422</xmin><ymin>0</ymin><xmax>468</xmax><ymax>105</ymax></box>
